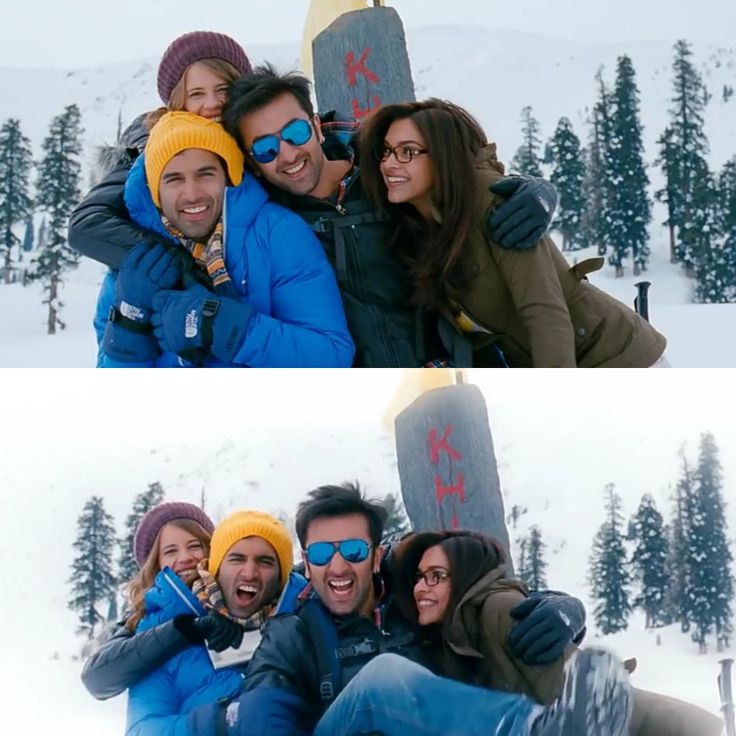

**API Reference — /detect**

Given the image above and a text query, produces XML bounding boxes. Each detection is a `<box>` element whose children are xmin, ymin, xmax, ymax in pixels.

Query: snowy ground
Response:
<box><xmin>0</xmin><ymin>232</ymin><xmax>733</xmax><ymax>367</ymax></box>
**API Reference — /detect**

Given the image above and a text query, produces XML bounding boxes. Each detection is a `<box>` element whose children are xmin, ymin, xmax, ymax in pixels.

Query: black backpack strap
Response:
<box><xmin>299</xmin><ymin>600</ymin><xmax>341</xmax><ymax>706</ymax></box>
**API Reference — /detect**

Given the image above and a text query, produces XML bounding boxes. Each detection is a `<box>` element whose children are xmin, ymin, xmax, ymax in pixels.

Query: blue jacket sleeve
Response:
<box><xmin>230</xmin><ymin>211</ymin><xmax>355</xmax><ymax>368</ymax></box>
<box><xmin>126</xmin><ymin>666</ymin><xmax>191</xmax><ymax>736</ymax></box>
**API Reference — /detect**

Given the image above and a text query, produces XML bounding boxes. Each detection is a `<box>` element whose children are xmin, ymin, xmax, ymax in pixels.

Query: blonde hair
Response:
<box><xmin>125</xmin><ymin>518</ymin><xmax>212</xmax><ymax>631</ymax></box>
<box><xmin>147</xmin><ymin>58</ymin><xmax>242</xmax><ymax>130</ymax></box>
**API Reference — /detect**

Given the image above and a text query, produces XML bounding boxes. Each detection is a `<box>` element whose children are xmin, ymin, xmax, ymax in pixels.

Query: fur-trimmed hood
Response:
<box><xmin>95</xmin><ymin>111</ymin><xmax>151</xmax><ymax>178</ymax></box>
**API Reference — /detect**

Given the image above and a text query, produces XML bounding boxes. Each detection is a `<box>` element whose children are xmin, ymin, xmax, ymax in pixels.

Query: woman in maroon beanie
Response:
<box><xmin>69</xmin><ymin>30</ymin><xmax>252</xmax><ymax>270</ymax></box>
<box><xmin>79</xmin><ymin>501</ymin><xmax>241</xmax><ymax>701</ymax></box>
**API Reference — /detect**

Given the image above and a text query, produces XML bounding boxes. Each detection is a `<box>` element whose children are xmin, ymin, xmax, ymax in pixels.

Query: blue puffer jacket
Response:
<box><xmin>126</xmin><ymin>568</ymin><xmax>310</xmax><ymax>736</ymax></box>
<box><xmin>125</xmin><ymin>568</ymin><xmax>243</xmax><ymax>736</ymax></box>
<box><xmin>95</xmin><ymin>155</ymin><xmax>354</xmax><ymax>367</ymax></box>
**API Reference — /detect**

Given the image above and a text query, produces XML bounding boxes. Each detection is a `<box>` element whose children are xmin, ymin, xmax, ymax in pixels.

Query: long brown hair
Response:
<box><xmin>358</xmin><ymin>99</ymin><xmax>488</xmax><ymax>309</ymax></box>
<box><xmin>392</xmin><ymin>530</ymin><xmax>507</xmax><ymax>682</ymax></box>
<box><xmin>125</xmin><ymin>519</ymin><xmax>212</xmax><ymax>631</ymax></box>
<box><xmin>146</xmin><ymin>58</ymin><xmax>242</xmax><ymax>129</ymax></box>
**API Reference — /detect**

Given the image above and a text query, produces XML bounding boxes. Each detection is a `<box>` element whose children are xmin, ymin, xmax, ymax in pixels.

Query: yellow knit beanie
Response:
<box><xmin>144</xmin><ymin>111</ymin><xmax>244</xmax><ymax>207</ymax></box>
<box><xmin>208</xmin><ymin>510</ymin><xmax>294</xmax><ymax>586</ymax></box>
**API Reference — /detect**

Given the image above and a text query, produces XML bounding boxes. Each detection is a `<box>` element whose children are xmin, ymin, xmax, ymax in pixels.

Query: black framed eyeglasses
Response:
<box><xmin>376</xmin><ymin>144</ymin><xmax>429</xmax><ymax>164</ymax></box>
<box><xmin>415</xmin><ymin>568</ymin><xmax>450</xmax><ymax>587</ymax></box>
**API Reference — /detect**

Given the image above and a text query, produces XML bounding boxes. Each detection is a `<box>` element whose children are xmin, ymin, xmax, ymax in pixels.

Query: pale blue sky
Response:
<box><xmin>1</xmin><ymin>0</ymin><xmax>732</xmax><ymax>70</ymax></box>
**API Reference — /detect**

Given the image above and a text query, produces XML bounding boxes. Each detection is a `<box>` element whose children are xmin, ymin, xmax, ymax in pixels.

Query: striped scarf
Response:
<box><xmin>162</xmin><ymin>216</ymin><xmax>236</xmax><ymax>298</ymax></box>
<box><xmin>192</xmin><ymin>558</ymin><xmax>273</xmax><ymax>630</ymax></box>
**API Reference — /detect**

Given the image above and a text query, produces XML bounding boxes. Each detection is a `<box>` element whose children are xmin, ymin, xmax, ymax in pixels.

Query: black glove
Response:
<box><xmin>488</xmin><ymin>176</ymin><xmax>558</xmax><ymax>250</ymax></box>
<box><xmin>174</xmin><ymin>613</ymin><xmax>245</xmax><ymax>652</ymax></box>
<box><xmin>507</xmin><ymin>591</ymin><xmax>586</xmax><ymax>665</ymax></box>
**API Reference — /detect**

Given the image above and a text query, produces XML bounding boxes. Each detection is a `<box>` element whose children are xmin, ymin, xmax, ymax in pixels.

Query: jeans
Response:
<box><xmin>313</xmin><ymin>653</ymin><xmax>541</xmax><ymax>736</ymax></box>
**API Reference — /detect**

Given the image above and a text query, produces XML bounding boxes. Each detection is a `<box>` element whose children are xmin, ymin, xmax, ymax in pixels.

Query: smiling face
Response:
<box><xmin>413</xmin><ymin>544</ymin><xmax>452</xmax><ymax>626</ymax></box>
<box><xmin>157</xmin><ymin>148</ymin><xmax>226</xmax><ymax>239</ymax></box>
<box><xmin>379</xmin><ymin>117</ymin><xmax>434</xmax><ymax>218</ymax></box>
<box><xmin>303</xmin><ymin>513</ymin><xmax>383</xmax><ymax>618</ymax></box>
<box><xmin>183</xmin><ymin>61</ymin><xmax>230</xmax><ymax>120</ymax></box>
<box><xmin>157</xmin><ymin>523</ymin><xmax>206</xmax><ymax>587</ymax></box>
<box><xmin>217</xmin><ymin>536</ymin><xmax>282</xmax><ymax>619</ymax></box>
<box><xmin>238</xmin><ymin>92</ymin><xmax>326</xmax><ymax>197</ymax></box>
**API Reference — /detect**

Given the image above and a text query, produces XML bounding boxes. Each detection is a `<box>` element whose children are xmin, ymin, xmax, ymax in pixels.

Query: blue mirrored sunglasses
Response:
<box><xmin>249</xmin><ymin>118</ymin><xmax>313</xmax><ymax>164</ymax></box>
<box><xmin>305</xmin><ymin>539</ymin><xmax>372</xmax><ymax>566</ymax></box>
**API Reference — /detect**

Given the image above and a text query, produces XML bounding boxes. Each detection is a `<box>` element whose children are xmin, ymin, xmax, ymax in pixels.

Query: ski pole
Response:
<box><xmin>719</xmin><ymin>658</ymin><xmax>736</xmax><ymax>736</ymax></box>
<box><xmin>634</xmin><ymin>281</ymin><xmax>651</xmax><ymax>322</ymax></box>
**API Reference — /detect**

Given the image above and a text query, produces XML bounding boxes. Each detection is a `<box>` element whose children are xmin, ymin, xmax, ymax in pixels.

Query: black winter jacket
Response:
<box><xmin>80</xmin><ymin>618</ymin><xmax>190</xmax><ymax>700</ymax></box>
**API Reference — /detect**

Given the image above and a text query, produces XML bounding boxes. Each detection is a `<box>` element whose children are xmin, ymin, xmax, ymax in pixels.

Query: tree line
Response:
<box><xmin>511</xmin><ymin>40</ymin><xmax>736</xmax><ymax>303</ymax></box>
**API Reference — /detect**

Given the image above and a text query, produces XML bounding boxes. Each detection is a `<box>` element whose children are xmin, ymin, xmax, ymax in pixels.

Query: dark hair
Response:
<box><xmin>222</xmin><ymin>63</ymin><xmax>315</xmax><ymax>150</ymax></box>
<box><xmin>295</xmin><ymin>482</ymin><xmax>388</xmax><ymax>548</ymax></box>
<box><xmin>358</xmin><ymin>98</ymin><xmax>488</xmax><ymax>309</ymax></box>
<box><xmin>392</xmin><ymin>530</ymin><xmax>507</xmax><ymax>682</ymax></box>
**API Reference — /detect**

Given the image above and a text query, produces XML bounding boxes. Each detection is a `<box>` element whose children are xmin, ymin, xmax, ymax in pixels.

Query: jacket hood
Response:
<box><xmin>95</xmin><ymin>112</ymin><xmax>151</xmax><ymax>179</ymax></box>
<box><xmin>445</xmin><ymin>563</ymin><xmax>527</xmax><ymax>658</ymax></box>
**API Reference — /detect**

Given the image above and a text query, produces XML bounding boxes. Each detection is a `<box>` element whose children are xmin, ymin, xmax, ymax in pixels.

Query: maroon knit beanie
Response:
<box><xmin>157</xmin><ymin>31</ymin><xmax>252</xmax><ymax>104</ymax></box>
<box><xmin>133</xmin><ymin>501</ymin><xmax>215</xmax><ymax>568</ymax></box>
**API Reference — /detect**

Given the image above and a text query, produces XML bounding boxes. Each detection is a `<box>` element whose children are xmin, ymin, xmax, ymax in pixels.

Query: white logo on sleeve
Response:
<box><xmin>185</xmin><ymin>309</ymin><xmax>198</xmax><ymax>338</ymax></box>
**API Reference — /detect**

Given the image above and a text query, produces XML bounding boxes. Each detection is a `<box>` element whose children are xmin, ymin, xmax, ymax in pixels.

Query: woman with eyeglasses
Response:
<box><xmin>357</xmin><ymin>99</ymin><xmax>668</xmax><ymax>367</ymax></box>
<box><xmin>391</xmin><ymin>530</ymin><xmax>724</xmax><ymax>736</ymax></box>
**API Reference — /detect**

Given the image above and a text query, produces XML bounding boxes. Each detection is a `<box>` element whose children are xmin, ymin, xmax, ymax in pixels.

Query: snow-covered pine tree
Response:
<box><xmin>28</xmin><ymin>104</ymin><xmax>83</xmax><ymax>334</ymax></box>
<box><xmin>687</xmin><ymin>433</ymin><xmax>734</xmax><ymax>652</ymax></box>
<box><xmin>654</xmin><ymin>126</ymin><xmax>680</xmax><ymax>264</ymax></box>
<box><xmin>588</xmin><ymin>483</ymin><xmax>632</xmax><ymax>634</ymax></box>
<box><xmin>660</xmin><ymin>40</ymin><xmax>712</xmax><ymax>275</ymax></box>
<box><xmin>22</xmin><ymin>214</ymin><xmax>34</xmax><ymax>253</ymax></box>
<box><xmin>381</xmin><ymin>492</ymin><xmax>410</xmax><ymax>537</ymax></box>
<box><xmin>511</xmin><ymin>106</ymin><xmax>544</xmax><ymax>177</ymax></box>
<box><xmin>0</xmin><ymin>118</ymin><xmax>34</xmax><ymax>284</ymax></box>
<box><xmin>692</xmin><ymin>168</ymin><xmax>734</xmax><ymax>303</ymax></box>
<box><xmin>548</xmin><ymin>117</ymin><xmax>587</xmax><ymax>251</ymax></box>
<box><xmin>628</xmin><ymin>494</ymin><xmax>670</xmax><ymax>630</ymax></box>
<box><xmin>608</xmin><ymin>55</ymin><xmax>652</xmax><ymax>275</ymax></box>
<box><xmin>587</xmin><ymin>68</ymin><xmax>616</xmax><ymax>259</ymax></box>
<box><xmin>522</xmin><ymin>525</ymin><xmax>548</xmax><ymax>590</ymax></box>
<box><xmin>118</xmin><ymin>481</ymin><xmax>166</xmax><ymax>588</ymax></box>
<box><xmin>68</xmin><ymin>496</ymin><xmax>117</xmax><ymax>638</ymax></box>
<box><xmin>719</xmin><ymin>157</ymin><xmax>736</xmax><ymax>235</ymax></box>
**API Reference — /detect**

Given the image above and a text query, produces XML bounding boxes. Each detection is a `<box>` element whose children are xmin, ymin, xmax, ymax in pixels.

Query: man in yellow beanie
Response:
<box><xmin>97</xmin><ymin>111</ymin><xmax>353</xmax><ymax>368</ymax></box>
<box><xmin>195</xmin><ymin>510</ymin><xmax>295</xmax><ymax>624</ymax></box>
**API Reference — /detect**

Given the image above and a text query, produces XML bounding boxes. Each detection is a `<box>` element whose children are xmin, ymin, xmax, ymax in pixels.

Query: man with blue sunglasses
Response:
<box><xmin>222</xmin><ymin>66</ymin><xmax>559</xmax><ymax>368</ymax></box>
<box><xmin>211</xmin><ymin>483</ymin><xmax>632</xmax><ymax>736</ymax></box>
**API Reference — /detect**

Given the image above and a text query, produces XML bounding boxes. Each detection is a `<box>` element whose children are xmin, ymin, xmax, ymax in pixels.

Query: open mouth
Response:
<box><xmin>235</xmin><ymin>583</ymin><xmax>259</xmax><ymax>606</ymax></box>
<box><xmin>328</xmin><ymin>579</ymin><xmax>355</xmax><ymax>598</ymax></box>
<box><xmin>417</xmin><ymin>599</ymin><xmax>437</xmax><ymax>609</ymax></box>
<box><xmin>283</xmin><ymin>159</ymin><xmax>307</xmax><ymax>177</ymax></box>
<box><xmin>177</xmin><ymin>568</ymin><xmax>197</xmax><ymax>581</ymax></box>
<box><xmin>181</xmin><ymin>205</ymin><xmax>209</xmax><ymax>220</ymax></box>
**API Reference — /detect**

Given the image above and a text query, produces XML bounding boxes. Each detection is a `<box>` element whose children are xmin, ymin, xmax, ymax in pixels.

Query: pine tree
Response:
<box><xmin>659</xmin><ymin>40</ymin><xmax>713</xmax><ymax>275</ymax></box>
<box><xmin>28</xmin><ymin>104</ymin><xmax>84</xmax><ymax>334</ymax></box>
<box><xmin>520</xmin><ymin>526</ymin><xmax>548</xmax><ymax>590</ymax></box>
<box><xmin>719</xmin><ymin>157</ymin><xmax>736</xmax><ymax>235</ymax></box>
<box><xmin>548</xmin><ymin>117</ymin><xmax>587</xmax><ymax>251</ymax></box>
<box><xmin>511</xmin><ymin>106</ymin><xmax>544</xmax><ymax>177</ymax></box>
<box><xmin>693</xmin><ymin>168</ymin><xmax>735</xmax><ymax>303</ymax></box>
<box><xmin>380</xmin><ymin>492</ymin><xmax>410</xmax><ymax>537</ymax></box>
<box><xmin>118</xmin><ymin>481</ymin><xmax>166</xmax><ymax>587</ymax></box>
<box><xmin>68</xmin><ymin>496</ymin><xmax>117</xmax><ymax>638</ymax></box>
<box><xmin>0</xmin><ymin>118</ymin><xmax>34</xmax><ymax>284</ymax></box>
<box><xmin>654</xmin><ymin>126</ymin><xmax>680</xmax><ymax>264</ymax></box>
<box><xmin>587</xmin><ymin>68</ymin><xmax>616</xmax><ymax>257</ymax></box>
<box><xmin>628</xmin><ymin>494</ymin><xmax>670</xmax><ymax>629</ymax></box>
<box><xmin>686</xmin><ymin>434</ymin><xmax>734</xmax><ymax>652</ymax></box>
<box><xmin>607</xmin><ymin>56</ymin><xmax>652</xmax><ymax>275</ymax></box>
<box><xmin>588</xmin><ymin>483</ymin><xmax>632</xmax><ymax>634</ymax></box>
<box><xmin>22</xmin><ymin>214</ymin><xmax>34</xmax><ymax>253</ymax></box>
